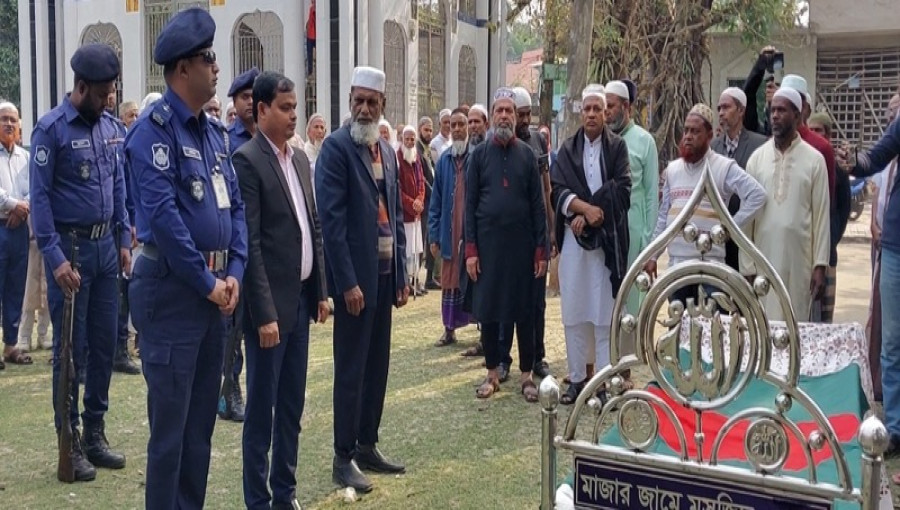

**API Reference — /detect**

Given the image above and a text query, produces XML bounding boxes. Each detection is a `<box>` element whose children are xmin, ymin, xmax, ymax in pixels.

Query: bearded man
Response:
<box><xmin>397</xmin><ymin>126</ymin><xmax>426</xmax><ymax>295</ymax></box>
<box><xmin>430</xmin><ymin>109</ymin><xmax>474</xmax><ymax>347</ymax></box>
<box><xmin>742</xmin><ymin>89</ymin><xmax>829</xmax><ymax>322</ymax></box>
<box><xmin>417</xmin><ymin>116</ymin><xmax>441</xmax><ymax>290</ymax></box>
<box><xmin>315</xmin><ymin>66</ymin><xmax>409</xmax><ymax>492</ymax></box>
<box><xmin>468</xmin><ymin>104</ymin><xmax>489</xmax><ymax>147</ymax></box>
<box><xmin>304</xmin><ymin>112</ymin><xmax>326</xmax><ymax>169</ymax></box>
<box><xmin>465</xmin><ymin>88</ymin><xmax>548</xmax><ymax>401</ymax></box>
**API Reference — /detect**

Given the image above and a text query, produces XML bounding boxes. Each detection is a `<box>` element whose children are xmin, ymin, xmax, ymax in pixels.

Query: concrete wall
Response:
<box><xmin>810</xmin><ymin>0</ymin><xmax>900</xmax><ymax>37</ymax></box>
<box><xmin>703</xmin><ymin>30</ymin><xmax>818</xmax><ymax>123</ymax></box>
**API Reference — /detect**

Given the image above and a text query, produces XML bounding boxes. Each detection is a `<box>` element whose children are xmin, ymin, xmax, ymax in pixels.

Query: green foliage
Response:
<box><xmin>0</xmin><ymin>0</ymin><xmax>19</xmax><ymax>107</ymax></box>
<box><xmin>711</xmin><ymin>0</ymin><xmax>802</xmax><ymax>47</ymax></box>
<box><xmin>507</xmin><ymin>19</ymin><xmax>543</xmax><ymax>60</ymax></box>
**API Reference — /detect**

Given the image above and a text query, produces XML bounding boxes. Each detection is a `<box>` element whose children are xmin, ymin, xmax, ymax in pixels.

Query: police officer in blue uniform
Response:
<box><xmin>217</xmin><ymin>66</ymin><xmax>259</xmax><ymax>423</ymax></box>
<box><xmin>124</xmin><ymin>8</ymin><xmax>247</xmax><ymax>509</ymax></box>
<box><xmin>30</xmin><ymin>43</ymin><xmax>131</xmax><ymax>482</ymax></box>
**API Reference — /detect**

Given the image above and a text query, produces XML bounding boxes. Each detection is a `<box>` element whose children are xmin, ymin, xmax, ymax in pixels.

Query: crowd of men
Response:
<box><xmin>3</xmin><ymin>7</ymin><xmax>900</xmax><ymax>506</ymax></box>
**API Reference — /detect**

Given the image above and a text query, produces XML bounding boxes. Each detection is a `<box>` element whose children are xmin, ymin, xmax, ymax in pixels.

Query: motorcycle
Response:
<box><xmin>849</xmin><ymin>177</ymin><xmax>868</xmax><ymax>221</ymax></box>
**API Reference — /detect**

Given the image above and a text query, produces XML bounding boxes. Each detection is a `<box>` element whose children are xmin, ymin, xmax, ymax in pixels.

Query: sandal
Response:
<box><xmin>560</xmin><ymin>381</ymin><xmax>585</xmax><ymax>405</ymax></box>
<box><xmin>475</xmin><ymin>378</ymin><xmax>500</xmax><ymax>399</ymax></box>
<box><xmin>521</xmin><ymin>379</ymin><xmax>539</xmax><ymax>403</ymax></box>
<box><xmin>3</xmin><ymin>348</ymin><xmax>33</xmax><ymax>365</ymax></box>
<box><xmin>460</xmin><ymin>342</ymin><xmax>484</xmax><ymax>357</ymax></box>
<box><xmin>434</xmin><ymin>330</ymin><xmax>457</xmax><ymax>347</ymax></box>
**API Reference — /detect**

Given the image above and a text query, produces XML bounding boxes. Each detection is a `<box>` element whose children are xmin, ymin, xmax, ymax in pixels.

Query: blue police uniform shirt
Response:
<box><xmin>125</xmin><ymin>89</ymin><xmax>247</xmax><ymax>297</ymax></box>
<box><xmin>29</xmin><ymin>95</ymin><xmax>131</xmax><ymax>272</ymax></box>
<box><xmin>227</xmin><ymin>117</ymin><xmax>253</xmax><ymax>155</ymax></box>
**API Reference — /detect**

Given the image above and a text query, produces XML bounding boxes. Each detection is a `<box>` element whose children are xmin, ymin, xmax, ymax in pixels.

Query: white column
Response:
<box><xmin>17</xmin><ymin>0</ymin><xmax>34</xmax><ymax>139</ymax></box>
<box><xmin>337</xmin><ymin>0</ymin><xmax>355</xmax><ymax>120</ymax></box>
<box><xmin>475</xmin><ymin>0</ymin><xmax>489</xmax><ymax>104</ymax></box>
<box><xmin>315</xmin><ymin>0</ymin><xmax>331</xmax><ymax>129</ymax></box>
<box><xmin>282</xmin><ymin>2</ymin><xmax>305</xmax><ymax>121</ymax></box>
<box><xmin>367</xmin><ymin>0</ymin><xmax>384</xmax><ymax>71</ymax></box>
<box><xmin>34</xmin><ymin>0</ymin><xmax>53</xmax><ymax>117</ymax></box>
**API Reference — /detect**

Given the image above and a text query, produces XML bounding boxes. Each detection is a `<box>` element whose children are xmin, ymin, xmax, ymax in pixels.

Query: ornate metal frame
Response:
<box><xmin>540</xmin><ymin>164</ymin><xmax>889</xmax><ymax>509</ymax></box>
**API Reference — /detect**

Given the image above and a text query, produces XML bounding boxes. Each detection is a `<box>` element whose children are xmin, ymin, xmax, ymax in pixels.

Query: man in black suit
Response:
<box><xmin>233</xmin><ymin>72</ymin><xmax>330</xmax><ymax>510</ymax></box>
<box><xmin>712</xmin><ymin>87</ymin><xmax>768</xmax><ymax>269</ymax></box>
<box><xmin>316</xmin><ymin>66</ymin><xmax>409</xmax><ymax>493</ymax></box>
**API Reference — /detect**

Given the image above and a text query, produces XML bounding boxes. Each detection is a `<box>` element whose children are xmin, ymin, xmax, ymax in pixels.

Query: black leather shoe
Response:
<box><xmin>332</xmin><ymin>458</ymin><xmax>373</xmax><ymax>493</ymax></box>
<box><xmin>112</xmin><ymin>348</ymin><xmax>141</xmax><ymax>375</ymax></box>
<box><xmin>497</xmin><ymin>363</ymin><xmax>510</xmax><ymax>383</ymax></box>
<box><xmin>230</xmin><ymin>382</ymin><xmax>246</xmax><ymax>422</ymax></box>
<box><xmin>82</xmin><ymin>421</ymin><xmax>126</xmax><ymax>469</ymax></box>
<box><xmin>424</xmin><ymin>280</ymin><xmax>441</xmax><ymax>290</ymax></box>
<box><xmin>59</xmin><ymin>429</ymin><xmax>97</xmax><ymax>482</ymax></box>
<box><xmin>354</xmin><ymin>445</ymin><xmax>405</xmax><ymax>474</ymax></box>
<box><xmin>533</xmin><ymin>360</ymin><xmax>551</xmax><ymax>379</ymax></box>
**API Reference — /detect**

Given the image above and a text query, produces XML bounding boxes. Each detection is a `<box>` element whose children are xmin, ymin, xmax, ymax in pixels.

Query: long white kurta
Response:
<box><xmin>559</xmin><ymin>135</ymin><xmax>615</xmax><ymax>328</ymax></box>
<box><xmin>742</xmin><ymin>135</ymin><xmax>830</xmax><ymax>321</ymax></box>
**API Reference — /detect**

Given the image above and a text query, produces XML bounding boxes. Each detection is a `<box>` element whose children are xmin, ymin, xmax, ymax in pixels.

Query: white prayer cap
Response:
<box><xmin>513</xmin><ymin>86</ymin><xmax>532</xmax><ymax>109</ymax></box>
<box><xmin>306</xmin><ymin>112</ymin><xmax>324</xmax><ymax>130</ymax></box>
<box><xmin>492</xmin><ymin>87</ymin><xmax>517</xmax><ymax>107</ymax></box>
<box><xmin>350</xmin><ymin>66</ymin><xmax>386</xmax><ymax>93</ymax></box>
<box><xmin>0</xmin><ymin>102</ymin><xmax>18</xmax><ymax>114</ymax></box>
<box><xmin>140</xmin><ymin>92</ymin><xmax>162</xmax><ymax>113</ymax></box>
<box><xmin>781</xmin><ymin>74</ymin><xmax>810</xmax><ymax>104</ymax></box>
<box><xmin>439</xmin><ymin>108</ymin><xmax>452</xmax><ymax>120</ymax></box>
<box><xmin>402</xmin><ymin>125</ymin><xmax>417</xmax><ymax>136</ymax></box>
<box><xmin>605</xmin><ymin>81</ymin><xmax>630</xmax><ymax>102</ymax></box>
<box><xmin>581</xmin><ymin>84</ymin><xmax>606</xmax><ymax>104</ymax></box>
<box><xmin>720</xmin><ymin>87</ymin><xmax>747</xmax><ymax>108</ymax></box>
<box><xmin>470</xmin><ymin>103</ymin><xmax>488</xmax><ymax>120</ymax></box>
<box><xmin>379</xmin><ymin>117</ymin><xmax>391</xmax><ymax>128</ymax></box>
<box><xmin>773</xmin><ymin>87</ymin><xmax>802</xmax><ymax>112</ymax></box>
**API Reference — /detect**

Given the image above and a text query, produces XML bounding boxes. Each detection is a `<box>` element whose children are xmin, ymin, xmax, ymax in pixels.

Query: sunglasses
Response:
<box><xmin>190</xmin><ymin>50</ymin><xmax>217</xmax><ymax>65</ymax></box>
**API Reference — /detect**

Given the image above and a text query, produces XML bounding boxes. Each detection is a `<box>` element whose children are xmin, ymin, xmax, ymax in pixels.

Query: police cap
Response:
<box><xmin>153</xmin><ymin>8</ymin><xmax>216</xmax><ymax>66</ymax></box>
<box><xmin>228</xmin><ymin>67</ymin><xmax>259</xmax><ymax>97</ymax></box>
<box><xmin>71</xmin><ymin>43</ymin><xmax>120</xmax><ymax>83</ymax></box>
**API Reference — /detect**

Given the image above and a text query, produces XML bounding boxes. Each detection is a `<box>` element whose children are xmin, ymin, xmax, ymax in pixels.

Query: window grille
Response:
<box><xmin>417</xmin><ymin>1</ymin><xmax>446</xmax><ymax>121</ymax></box>
<box><xmin>458</xmin><ymin>45</ymin><xmax>477</xmax><ymax>106</ymax></box>
<box><xmin>232</xmin><ymin>11</ymin><xmax>285</xmax><ymax>77</ymax></box>
<box><xmin>80</xmin><ymin>23</ymin><xmax>123</xmax><ymax>111</ymax></box>
<box><xmin>144</xmin><ymin>1</ymin><xmax>209</xmax><ymax>94</ymax></box>
<box><xmin>383</xmin><ymin>20</ymin><xmax>407</xmax><ymax>125</ymax></box>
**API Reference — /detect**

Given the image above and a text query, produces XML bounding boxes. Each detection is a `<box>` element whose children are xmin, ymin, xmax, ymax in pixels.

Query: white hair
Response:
<box><xmin>140</xmin><ymin>92</ymin><xmax>163</xmax><ymax>113</ymax></box>
<box><xmin>0</xmin><ymin>102</ymin><xmax>19</xmax><ymax>115</ymax></box>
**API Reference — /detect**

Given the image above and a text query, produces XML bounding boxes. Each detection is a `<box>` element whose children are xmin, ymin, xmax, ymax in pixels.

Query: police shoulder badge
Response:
<box><xmin>34</xmin><ymin>145</ymin><xmax>49</xmax><ymax>166</ymax></box>
<box><xmin>152</xmin><ymin>143</ymin><xmax>170</xmax><ymax>171</ymax></box>
<box><xmin>79</xmin><ymin>160</ymin><xmax>91</xmax><ymax>180</ymax></box>
<box><xmin>191</xmin><ymin>179</ymin><xmax>205</xmax><ymax>202</ymax></box>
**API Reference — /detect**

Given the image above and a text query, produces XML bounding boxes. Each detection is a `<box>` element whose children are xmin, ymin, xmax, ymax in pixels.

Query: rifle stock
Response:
<box><xmin>55</xmin><ymin>237</ymin><xmax>78</xmax><ymax>483</ymax></box>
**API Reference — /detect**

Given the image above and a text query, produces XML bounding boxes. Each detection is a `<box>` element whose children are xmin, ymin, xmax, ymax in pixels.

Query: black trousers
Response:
<box><xmin>333</xmin><ymin>274</ymin><xmax>393</xmax><ymax>460</ymax></box>
<box><xmin>500</xmin><ymin>273</ymin><xmax>546</xmax><ymax>366</ymax></box>
<box><xmin>482</xmin><ymin>319</ymin><xmax>534</xmax><ymax>373</ymax></box>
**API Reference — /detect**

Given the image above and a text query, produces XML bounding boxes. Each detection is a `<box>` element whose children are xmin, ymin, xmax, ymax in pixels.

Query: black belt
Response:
<box><xmin>137</xmin><ymin>244</ymin><xmax>229</xmax><ymax>272</ymax></box>
<box><xmin>56</xmin><ymin>221</ymin><xmax>111</xmax><ymax>240</ymax></box>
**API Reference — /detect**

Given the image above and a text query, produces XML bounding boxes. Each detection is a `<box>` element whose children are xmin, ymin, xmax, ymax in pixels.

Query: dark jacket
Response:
<box><xmin>233</xmin><ymin>132</ymin><xmax>328</xmax><ymax>332</ymax></box>
<box><xmin>742</xmin><ymin>54</ymin><xmax>772</xmax><ymax>137</ymax></box>
<box><xmin>315</xmin><ymin>125</ymin><xmax>407</xmax><ymax>304</ymax></box>
<box><xmin>551</xmin><ymin>127</ymin><xmax>631</xmax><ymax>294</ymax></box>
<box><xmin>397</xmin><ymin>150</ymin><xmax>426</xmax><ymax>223</ymax></box>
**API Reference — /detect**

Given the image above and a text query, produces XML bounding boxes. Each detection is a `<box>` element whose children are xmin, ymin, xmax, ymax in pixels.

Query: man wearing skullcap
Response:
<box><xmin>465</xmin><ymin>88</ymin><xmax>548</xmax><ymax>401</ymax></box>
<box><xmin>217</xmin><ymin>66</ymin><xmax>260</xmax><ymax>424</ymax></box>
<box><xmin>551</xmin><ymin>84</ymin><xmax>631</xmax><ymax>405</ymax></box>
<box><xmin>605</xmin><ymin>80</ymin><xmax>659</xmax><ymax>316</ymax></box>
<box><xmin>430</xmin><ymin>108</ymin><xmax>475</xmax><ymax>347</ymax></box>
<box><xmin>316</xmin><ymin>65</ymin><xmax>409</xmax><ymax>492</ymax></box>
<box><xmin>416</xmin><ymin>116</ymin><xmax>441</xmax><ymax>291</ymax></box>
<box><xmin>29</xmin><ymin>42</ymin><xmax>131</xmax><ymax>482</ymax></box>
<box><xmin>304</xmin><ymin>112</ymin><xmax>326</xmax><ymax>168</ymax></box>
<box><xmin>0</xmin><ymin>103</ymin><xmax>32</xmax><ymax>362</ymax></box>
<box><xmin>224</xmin><ymin>101</ymin><xmax>236</xmax><ymax>126</ymax></box>
<box><xmin>711</xmin><ymin>86</ymin><xmax>768</xmax><ymax>271</ymax></box>
<box><xmin>228</xmin><ymin>67</ymin><xmax>260</xmax><ymax>153</ymax></box>
<box><xmin>741</xmin><ymin>89</ymin><xmax>829</xmax><ymax>322</ymax></box>
<box><xmin>647</xmin><ymin>104</ymin><xmax>765</xmax><ymax>303</ymax></box>
<box><xmin>467</xmin><ymin>104</ymin><xmax>489</xmax><ymax>146</ymax></box>
<box><xmin>430</xmin><ymin>108</ymin><xmax>453</xmax><ymax>161</ymax></box>
<box><xmin>397</xmin><ymin>124</ymin><xmax>426</xmax><ymax>295</ymax></box>
<box><xmin>125</xmin><ymin>8</ymin><xmax>247</xmax><ymax>506</ymax></box>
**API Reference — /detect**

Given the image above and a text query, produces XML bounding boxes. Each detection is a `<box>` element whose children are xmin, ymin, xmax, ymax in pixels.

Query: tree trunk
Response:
<box><xmin>539</xmin><ymin>0</ymin><xmax>556</xmax><ymax>127</ymax></box>
<box><xmin>561</xmin><ymin>0</ymin><xmax>595</xmax><ymax>140</ymax></box>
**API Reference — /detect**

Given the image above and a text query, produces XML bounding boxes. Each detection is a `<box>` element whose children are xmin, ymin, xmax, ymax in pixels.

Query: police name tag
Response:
<box><xmin>212</xmin><ymin>172</ymin><xmax>231</xmax><ymax>209</ymax></box>
<box><xmin>182</xmin><ymin>146</ymin><xmax>202</xmax><ymax>160</ymax></box>
<box><xmin>71</xmin><ymin>139</ymin><xmax>91</xmax><ymax>150</ymax></box>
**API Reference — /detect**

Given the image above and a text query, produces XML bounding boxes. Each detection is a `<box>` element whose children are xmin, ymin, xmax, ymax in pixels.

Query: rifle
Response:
<box><xmin>218</xmin><ymin>304</ymin><xmax>241</xmax><ymax>417</ymax></box>
<box><xmin>56</xmin><ymin>236</ymin><xmax>79</xmax><ymax>483</ymax></box>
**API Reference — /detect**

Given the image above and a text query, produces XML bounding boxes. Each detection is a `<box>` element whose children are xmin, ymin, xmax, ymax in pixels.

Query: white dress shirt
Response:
<box><xmin>263</xmin><ymin>134</ymin><xmax>314</xmax><ymax>281</ymax></box>
<box><xmin>0</xmin><ymin>144</ymin><xmax>29</xmax><ymax>219</ymax></box>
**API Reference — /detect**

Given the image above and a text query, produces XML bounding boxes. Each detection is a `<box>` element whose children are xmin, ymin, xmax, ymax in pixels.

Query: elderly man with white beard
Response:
<box><xmin>397</xmin><ymin>126</ymin><xmax>426</xmax><ymax>296</ymax></box>
<box><xmin>304</xmin><ymin>112</ymin><xmax>326</xmax><ymax>170</ymax></box>
<box><xmin>315</xmin><ymin>66</ymin><xmax>409</xmax><ymax>492</ymax></box>
<box><xmin>430</xmin><ymin>108</ymin><xmax>475</xmax><ymax>347</ymax></box>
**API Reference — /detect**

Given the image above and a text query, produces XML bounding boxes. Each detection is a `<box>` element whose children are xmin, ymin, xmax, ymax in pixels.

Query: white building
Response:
<box><xmin>17</xmin><ymin>0</ymin><xmax>508</xmax><ymax>141</ymax></box>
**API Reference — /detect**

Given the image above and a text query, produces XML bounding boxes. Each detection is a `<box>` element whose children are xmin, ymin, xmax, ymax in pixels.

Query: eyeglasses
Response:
<box><xmin>190</xmin><ymin>50</ymin><xmax>217</xmax><ymax>65</ymax></box>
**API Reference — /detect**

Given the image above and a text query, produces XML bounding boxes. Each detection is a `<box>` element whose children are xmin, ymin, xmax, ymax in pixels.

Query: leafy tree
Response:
<box><xmin>0</xmin><ymin>0</ymin><xmax>19</xmax><ymax>107</ymax></box>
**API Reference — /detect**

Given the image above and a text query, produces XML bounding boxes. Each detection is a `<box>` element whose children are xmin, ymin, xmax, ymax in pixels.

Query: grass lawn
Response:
<box><xmin>1</xmin><ymin>242</ymin><xmax>896</xmax><ymax>509</ymax></box>
<box><xmin>0</xmin><ymin>293</ymin><xmax>605</xmax><ymax>509</ymax></box>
